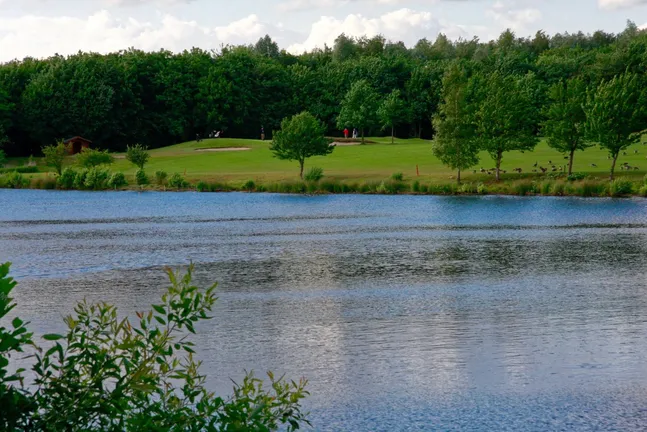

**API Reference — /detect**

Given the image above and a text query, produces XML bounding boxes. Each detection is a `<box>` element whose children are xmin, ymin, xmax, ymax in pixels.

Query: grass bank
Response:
<box><xmin>2</xmin><ymin>137</ymin><xmax>647</xmax><ymax>197</ymax></box>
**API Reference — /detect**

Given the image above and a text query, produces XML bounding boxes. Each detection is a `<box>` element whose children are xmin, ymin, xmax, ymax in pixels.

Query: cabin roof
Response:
<box><xmin>63</xmin><ymin>136</ymin><xmax>92</xmax><ymax>144</ymax></box>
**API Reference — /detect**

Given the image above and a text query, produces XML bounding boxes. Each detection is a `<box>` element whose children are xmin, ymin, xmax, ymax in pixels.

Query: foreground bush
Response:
<box><xmin>0</xmin><ymin>263</ymin><xmax>310</xmax><ymax>431</ymax></box>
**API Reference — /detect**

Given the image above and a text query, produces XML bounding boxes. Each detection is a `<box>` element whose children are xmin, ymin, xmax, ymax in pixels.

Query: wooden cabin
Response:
<box><xmin>64</xmin><ymin>136</ymin><xmax>92</xmax><ymax>155</ymax></box>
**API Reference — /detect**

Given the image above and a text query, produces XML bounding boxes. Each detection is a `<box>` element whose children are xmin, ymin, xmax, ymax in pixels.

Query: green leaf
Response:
<box><xmin>11</xmin><ymin>317</ymin><xmax>23</xmax><ymax>328</ymax></box>
<box><xmin>152</xmin><ymin>304</ymin><xmax>166</xmax><ymax>315</ymax></box>
<box><xmin>42</xmin><ymin>333</ymin><xmax>64</xmax><ymax>341</ymax></box>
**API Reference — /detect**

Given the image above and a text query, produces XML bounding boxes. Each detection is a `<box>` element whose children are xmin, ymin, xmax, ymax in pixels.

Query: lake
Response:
<box><xmin>2</xmin><ymin>189</ymin><xmax>647</xmax><ymax>431</ymax></box>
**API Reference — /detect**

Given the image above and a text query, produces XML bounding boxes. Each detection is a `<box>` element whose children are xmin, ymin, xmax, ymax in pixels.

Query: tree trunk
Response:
<box><xmin>610</xmin><ymin>152</ymin><xmax>618</xmax><ymax>181</ymax></box>
<box><xmin>568</xmin><ymin>148</ymin><xmax>575</xmax><ymax>176</ymax></box>
<box><xmin>496</xmin><ymin>151</ymin><xmax>502</xmax><ymax>181</ymax></box>
<box><xmin>391</xmin><ymin>125</ymin><xmax>394</xmax><ymax>144</ymax></box>
<box><xmin>299</xmin><ymin>159</ymin><xmax>305</xmax><ymax>179</ymax></box>
<box><xmin>457</xmin><ymin>168</ymin><xmax>461</xmax><ymax>184</ymax></box>
<box><xmin>361</xmin><ymin>128</ymin><xmax>365</xmax><ymax>145</ymax></box>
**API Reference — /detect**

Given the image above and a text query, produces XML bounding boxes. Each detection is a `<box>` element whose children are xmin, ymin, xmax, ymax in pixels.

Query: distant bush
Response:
<box><xmin>168</xmin><ymin>173</ymin><xmax>189</xmax><ymax>189</ymax></box>
<box><xmin>376</xmin><ymin>181</ymin><xmax>387</xmax><ymax>194</ymax></box>
<box><xmin>459</xmin><ymin>182</ymin><xmax>477</xmax><ymax>194</ymax></box>
<box><xmin>31</xmin><ymin>177</ymin><xmax>57</xmax><ymax>190</ymax></box>
<box><xmin>477</xmin><ymin>183</ymin><xmax>487</xmax><ymax>195</ymax></box>
<box><xmin>0</xmin><ymin>149</ymin><xmax>5</xmax><ymax>167</ymax></box>
<box><xmin>552</xmin><ymin>182</ymin><xmax>565</xmax><ymax>196</ymax></box>
<box><xmin>57</xmin><ymin>168</ymin><xmax>77</xmax><ymax>189</ymax></box>
<box><xmin>4</xmin><ymin>171</ymin><xmax>27</xmax><ymax>189</ymax></box>
<box><xmin>644</xmin><ymin>174</ymin><xmax>647</xmax><ymax>185</ymax></box>
<box><xmin>412</xmin><ymin>180</ymin><xmax>421</xmax><ymax>193</ymax></box>
<box><xmin>242</xmin><ymin>180</ymin><xmax>256</xmax><ymax>191</ymax></box>
<box><xmin>578</xmin><ymin>182</ymin><xmax>604</xmax><ymax>197</ymax></box>
<box><xmin>304</xmin><ymin>167</ymin><xmax>324</xmax><ymax>182</ymax></box>
<box><xmin>155</xmin><ymin>170</ymin><xmax>168</xmax><ymax>186</ymax></box>
<box><xmin>391</xmin><ymin>172</ymin><xmax>404</xmax><ymax>181</ymax></box>
<box><xmin>513</xmin><ymin>181</ymin><xmax>536</xmax><ymax>196</ymax></box>
<box><xmin>540</xmin><ymin>181</ymin><xmax>553</xmax><ymax>195</ymax></box>
<box><xmin>84</xmin><ymin>167</ymin><xmax>110</xmax><ymax>190</ymax></box>
<box><xmin>126</xmin><ymin>144</ymin><xmax>150</xmax><ymax>170</ymax></box>
<box><xmin>609</xmin><ymin>179</ymin><xmax>633</xmax><ymax>197</ymax></box>
<box><xmin>135</xmin><ymin>169</ymin><xmax>149</xmax><ymax>186</ymax></box>
<box><xmin>76</xmin><ymin>148</ymin><xmax>115</xmax><ymax>168</ymax></box>
<box><xmin>107</xmin><ymin>172</ymin><xmax>127</xmax><ymax>189</ymax></box>
<box><xmin>196</xmin><ymin>181</ymin><xmax>209</xmax><ymax>192</ymax></box>
<box><xmin>0</xmin><ymin>166</ymin><xmax>39</xmax><ymax>174</ymax></box>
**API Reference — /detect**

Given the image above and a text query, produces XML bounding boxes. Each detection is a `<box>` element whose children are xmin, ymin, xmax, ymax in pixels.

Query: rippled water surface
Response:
<box><xmin>2</xmin><ymin>190</ymin><xmax>647</xmax><ymax>431</ymax></box>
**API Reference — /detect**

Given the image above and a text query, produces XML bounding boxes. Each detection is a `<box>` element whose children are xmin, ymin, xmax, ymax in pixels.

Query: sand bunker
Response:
<box><xmin>195</xmin><ymin>147</ymin><xmax>251</xmax><ymax>152</ymax></box>
<box><xmin>331</xmin><ymin>141</ymin><xmax>362</xmax><ymax>147</ymax></box>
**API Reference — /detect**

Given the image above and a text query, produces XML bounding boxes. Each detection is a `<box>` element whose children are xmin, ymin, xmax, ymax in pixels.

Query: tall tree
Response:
<box><xmin>585</xmin><ymin>73</ymin><xmax>647</xmax><ymax>180</ymax></box>
<box><xmin>254</xmin><ymin>35</ymin><xmax>280</xmax><ymax>59</ymax></box>
<box><xmin>432</xmin><ymin>62</ymin><xmax>479</xmax><ymax>183</ymax></box>
<box><xmin>474</xmin><ymin>72</ymin><xmax>539</xmax><ymax>180</ymax></box>
<box><xmin>542</xmin><ymin>77</ymin><xmax>591</xmax><ymax>175</ymax></box>
<box><xmin>378</xmin><ymin>89</ymin><xmax>409</xmax><ymax>144</ymax></box>
<box><xmin>270</xmin><ymin>111</ymin><xmax>333</xmax><ymax>178</ymax></box>
<box><xmin>337</xmin><ymin>80</ymin><xmax>379</xmax><ymax>144</ymax></box>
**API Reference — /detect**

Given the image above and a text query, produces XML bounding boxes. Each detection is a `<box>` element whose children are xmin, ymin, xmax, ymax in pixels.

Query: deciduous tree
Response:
<box><xmin>337</xmin><ymin>80</ymin><xmax>379</xmax><ymax>144</ymax></box>
<box><xmin>271</xmin><ymin>111</ymin><xmax>333</xmax><ymax>178</ymax></box>
<box><xmin>41</xmin><ymin>141</ymin><xmax>69</xmax><ymax>175</ymax></box>
<box><xmin>378</xmin><ymin>89</ymin><xmax>409</xmax><ymax>144</ymax></box>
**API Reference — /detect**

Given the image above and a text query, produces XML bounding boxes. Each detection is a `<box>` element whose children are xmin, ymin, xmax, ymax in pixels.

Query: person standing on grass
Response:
<box><xmin>344</xmin><ymin>127</ymin><xmax>349</xmax><ymax>139</ymax></box>
<box><xmin>261</xmin><ymin>126</ymin><xmax>265</xmax><ymax>141</ymax></box>
<box><xmin>353</xmin><ymin>128</ymin><xmax>358</xmax><ymax>139</ymax></box>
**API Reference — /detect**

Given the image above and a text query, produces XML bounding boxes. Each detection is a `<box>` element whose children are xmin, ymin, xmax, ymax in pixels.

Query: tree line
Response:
<box><xmin>1</xmin><ymin>21</ymin><xmax>647</xmax><ymax>161</ymax></box>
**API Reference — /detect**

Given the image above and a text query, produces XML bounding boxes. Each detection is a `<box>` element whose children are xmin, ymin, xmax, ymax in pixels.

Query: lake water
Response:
<box><xmin>2</xmin><ymin>189</ymin><xmax>647</xmax><ymax>431</ymax></box>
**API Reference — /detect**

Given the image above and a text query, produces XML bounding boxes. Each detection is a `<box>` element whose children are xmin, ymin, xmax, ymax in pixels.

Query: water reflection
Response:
<box><xmin>2</xmin><ymin>190</ymin><xmax>647</xmax><ymax>430</ymax></box>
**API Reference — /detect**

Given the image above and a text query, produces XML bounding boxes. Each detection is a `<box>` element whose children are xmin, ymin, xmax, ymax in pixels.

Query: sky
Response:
<box><xmin>1</xmin><ymin>0</ymin><xmax>647</xmax><ymax>62</ymax></box>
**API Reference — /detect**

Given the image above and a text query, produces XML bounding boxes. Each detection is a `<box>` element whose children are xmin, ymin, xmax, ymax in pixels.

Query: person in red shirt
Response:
<box><xmin>344</xmin><ymin>128</ymin><xmax>349</xmax><ymax>139</ymax></box>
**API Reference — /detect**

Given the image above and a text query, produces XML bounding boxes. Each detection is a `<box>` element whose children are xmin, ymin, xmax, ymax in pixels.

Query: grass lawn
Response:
<box><xmin>7</xmin><ymin>136</ymin><xmax>647</xmax><ymax>184</ymax></box>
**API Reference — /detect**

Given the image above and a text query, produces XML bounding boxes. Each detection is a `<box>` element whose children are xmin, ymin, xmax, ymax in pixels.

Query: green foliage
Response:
<box><xmin>84</xmin><ymin>167</ymin><xmax>110</xmax><ymax>190</ymax></box>
<box><xmin>107</xmin><ymin>172</ymin><xmax>127</xmax><ymax>189</ymax></box>
<box><xmin>135</xmin><ymin>169</ymin><xmax>149</xmax><ymax>186</ymax></box>
<box><xmin>378</xmin><ymin>89</ymin><xmax>409</xmax><ymax>143</ymax></box>
<box><xmin>196</xmin><ymin>180</ymin><xmax>209</xmax><ymax>192</ymax></box>
<box><xmin>57</xmin><ymin>168</ymin><xmax>77</xmax><ymax>190</ymax></box>
<box><xmin>0</xmin><ymin>149</ymin><xmax>5</xmax><ymax>167</ymax></box>
<box><xmin>567</xmin><ymin>172</ymin><xmax>587</xmax><ymax>181</ymax></box>
<box><xmin>391</xmin><ymin>172</ymin><xmax>404</xmax><ymax>181</ymax></box>
<box><xmin>76</xmin><ymin>148</ymin><xmax>115</xmax><ymax>168</ymax></box>
<box><xmin>271</xmin><ymin>111</ymin><xmax>333</xmax><ymax>178</ymax></box>
<box><xmin>5</xmin><ymin>172</ymin><xmax>27</xmax><ymax>189</ymax></box>
<box><xmin>126</xmin><ymin>144</ymin><xmax>150</xmax><ymax>170</ymax></box>
<box><xmin>0</xmin><ymin>166</ymin><xmax>39</xmax><ymax>174</ymax></box>
<box><xmin>0</xmin><ymin>263</ymin><xmax>35</xmax><ymax>430</ymax></box>
<box><xmin>432</xmin><ymin>62</ymin><xmax>480</xmax><ymax>182</ymax></box>
<box><xmin>155</xmin><ymin>170</ymin><xmax>168</xmax><ymax>186</ymax></box>
<box><xmin>168</xmin><ymin>172</ymin><xmax>189</xmax><ymax>189</ymax></box>
<box><xmin>337</xmin><ymin>80</ymin><xmax>379</xmax><ymax>143</ymax></box>
<box><xmin>243</xmin><ymin>179</ymin><xmax>256</xmax><ymax>191</ymax></box>
<box><xmin>542</xmin><ymin>78</ymin><xmax>591</xmax><ymax>175</ymax></box>
<box><xmin>0</xmin><ymin>263</ymin><xmax>310</xmax><ymax>431</ymax></box>
<box><xmin>609</xmin><ymin>179</ymin><xmax>634</xmax><ymax>196</ymax></box>
<box><xmin>41</xmin><ymin>141</ymin><xmax>69</xmax><ymax>175</ymax></box>
<box><xmin>73</xmin><ymin>169</ymin><xmax>88</xmax><ymax>190</ymax></box>
<box><xmin>639</xmin><ymin>184</ymin><xmax>647</xmax><ymax>197</ymax></box>
<box><xmin>412</xmin><ymin>180</ymin><xmax>421</xmax><ymax>193</ymax></box>
<box><xmin>585</xmin><ymin>73</ymin><xmax>647</xmax><ymax>179</ymax></box>
<box><xmin>474</xmin><ymin>71</ymin><xmax>539</xmax><ymax>180</ymax></box>
<box><xmin>304</xmin><ymin>166</ymin><xmax>324</xmax><ymax>182</ymax></box>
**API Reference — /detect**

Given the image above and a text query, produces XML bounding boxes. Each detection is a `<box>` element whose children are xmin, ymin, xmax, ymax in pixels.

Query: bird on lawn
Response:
<box><xmin>590</xmin><ymin>163</ymin><xmax>597</xmax><ymax>167</ymax></box>
<box><xmin>533</xmin><ymin>161</ymin><xmax>538</xmax><ymax>167</ymax></box>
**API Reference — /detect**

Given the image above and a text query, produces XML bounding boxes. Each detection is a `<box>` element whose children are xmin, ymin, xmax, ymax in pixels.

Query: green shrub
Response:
<box><xmin>306</xmin><ymin>181</ymin><xmax>318</xmax><ymax>194</ymax></box>
<box><xmin>196</xmin><ymin>181</ymin><xmax>209</xmax><ymax>192</ymax></box>
<box><xmin>412</xmin><ymin>181</ymin><xmax>421</xmax><ymax>193</ymax></box>
<box><xmin>76</xmin><ymin>148</ymin><xmax>115</xmax><ymax>168</ymax></box>
<box><xmin>135</xmin><ymin>169</ymin><xmax>149</xmax><ymax>186</ymax></box>
<box><xmin>477</xmin><ymin>183</ymin><xmax>487</xmax><ymax>195</ymax></box>
<box><xmin>0</xmin><ymin>175</ymin><xmax>6</xmax><ymax>188</ymax></box>
<box><xmin>243</xmin><ymin>179</ymin><xmax>256</xmax><ymax>191</ymax></box>
<box><xmin>577</xmin><ymin>182</ymin><xmax>604</xmax><ymax>197</ymax></box>
<box><xmin>304</xmin><ymin>166</ymin><xmax>324</xmax><ymax>182</ymax></box>
<box><xmin>609</xmin><ymin>179</ymin><xmax>633</xmax><ymax>197</ymax></box>
<box><xmin>644</xmin><ymin>174</ymin><xmax>647</xmax><ymax>185</ymax></box>
<box><xmin>73</xmin><ymin>169</ymin><xmax>88</xmax><ymax>190</ymax></box>
<box><xmin>540</xmin><ymin>181</ymin><xmax>553</xmax><ymax>195</ymax></box>
<box><xmin>0</xmin><ymin>166</ymin><xmax>39</xmax><ymax>174</ymax></box>
<box><xmin>57</xmin><ymin>168</ymin><xmax>77</xmax><ymax>189</ymax></box>
<box><xmin>168</xmin><ymin>173</ymin><xmax>189</xmax><ymax>189</ymax></box>
<box><xmin>552</xmin><ymin>182</ymin><xmax>565</xmax><ymax>196</ymax></box>
<box><xmin>0</xmin><ymin>149</ymin><xmax>5</xmax><ymax>167</ymax></box>
<box><xmin>639</xmin><ymin>184</ymin><xmax>647</xmax><ymax>197</ymax></box>
<box><xmin>391</xmin><ymin>172</ymin><xmax>404</xmax><ymax>181</ymax></box>
<box><xmin>459</xmin><ymin>182</ymin><xmax>477</xmax><ymax>194</ymax></box>
<box><xmin>513</xmin><ymin>181</ymin><xmax>535</xmax><ymax>196</ymax></box>
<box><xmin>155</xmin><ymin>170</ymin><xmax>168</xmax><ymax>186</ymax></box>
<box><xmin>376</xmin><ymin>181</ymin><xmax>387</xmax><ymax>194</ymax></box>
<box><xmin>5</xmin><ymin>171</ymin><xmax>27</xmax><ymax>189</ymax></box>
<box><xmin>126</xmin><ymin>144</ymin><xmax>150</xmax><ymax>170</ymax></box>
<box><xmin>256</xmin><ymin>184</ymin><xmax>267</xmax><ymax>192</ymax></box>
<box><xmin>84</xmin><ymin>167</ymin><xmax>109</xmax><ymax>190</ymax></box>
<box><xmin>0</xmin><ymin>262</ymin><xmax>310</xmax><ymax>431</ymax></box>
<box><xmin>107</xmin><ymin>172</ymin><xmax>127</xmax><ymax>189</ymax></box>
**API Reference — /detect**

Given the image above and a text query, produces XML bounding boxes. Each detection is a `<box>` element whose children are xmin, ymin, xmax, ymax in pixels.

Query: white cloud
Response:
<box><xmin>287</xmin><ymin>8</ymin><xmax>471</xmax><ymax>53</ymax></box>
<box><xmin>486</xmin><ymin>0</ymin><xmax>542</xmax><ymax>33</ymax></box>
<box><xmin>598</xmin><ymin>0</ymin><xmax>647</xmax><ymax>9</ymax></box>
<box><xmin>278</xmin><ymin>0</ymin><xmax>415</xmax><ymax>12</ymax></box>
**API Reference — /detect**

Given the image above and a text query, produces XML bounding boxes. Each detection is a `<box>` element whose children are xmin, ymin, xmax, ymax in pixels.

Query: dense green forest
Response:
<box><xmin>1</xmin><ymin>21</ymin><xmax>647</xmax><ymax>157</ymax></box>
